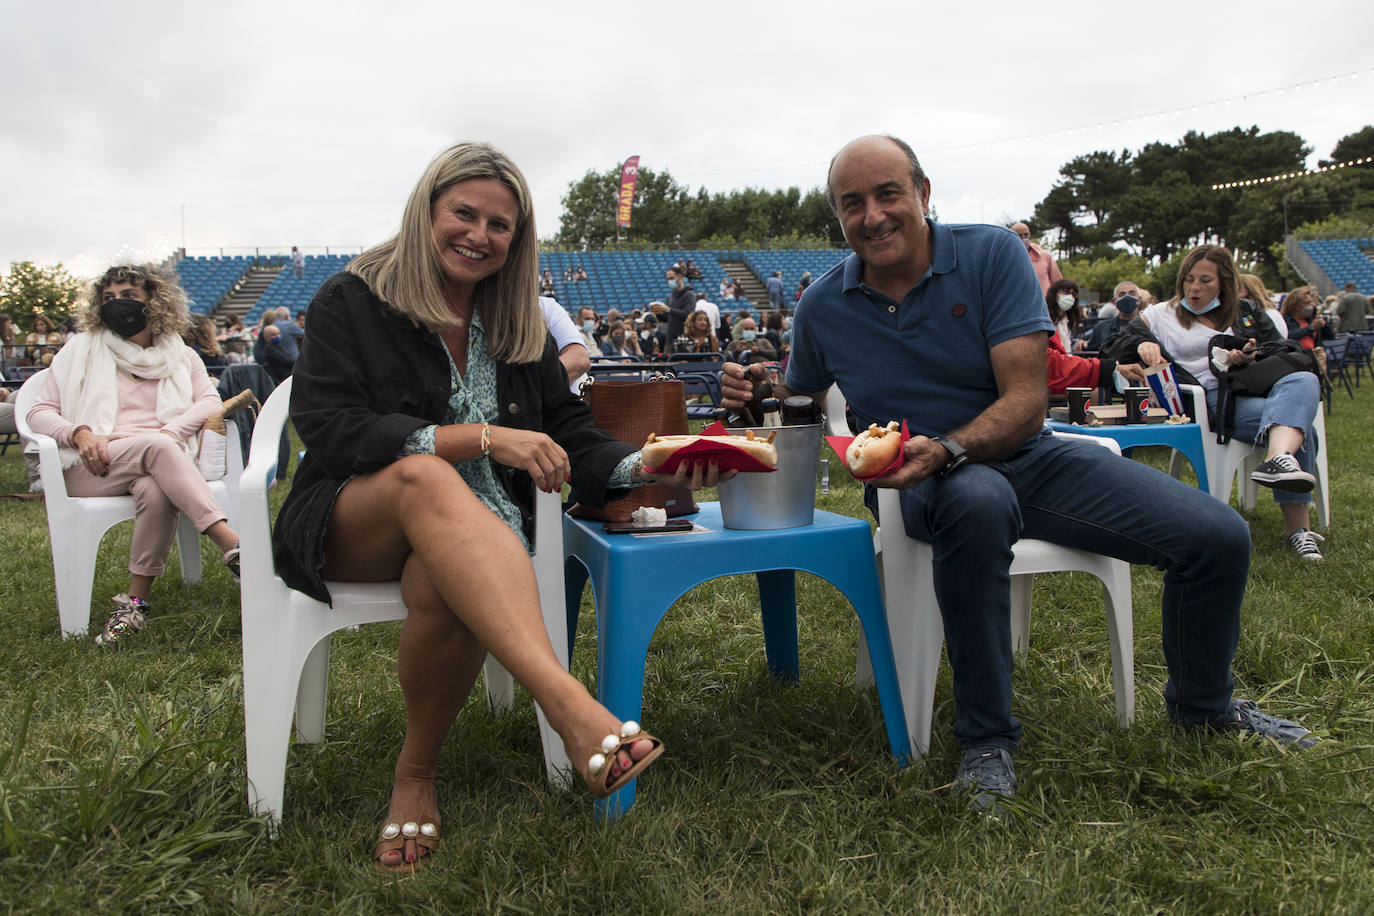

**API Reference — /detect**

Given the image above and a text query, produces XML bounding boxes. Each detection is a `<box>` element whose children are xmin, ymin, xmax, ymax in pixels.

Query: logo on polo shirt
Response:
<box><xmin>952</xmin><ymin>303</ymin><xmax>967</xmax><ymax>317</ymax></box>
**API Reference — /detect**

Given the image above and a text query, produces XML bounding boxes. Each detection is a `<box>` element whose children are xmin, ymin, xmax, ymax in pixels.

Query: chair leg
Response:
<box><xmin>1312</xmin><ymin>410</ymin><xmax>1331</xmax><ymax>530</ymax></box>
<box><xmin>293</xmin><ymin>636</ymin><xmax>330</xmax><ymax>744</ymax></box>
<box><xmin>890</xmin><ymin>538</ymin><xmax>943</xmax><ymax>758</ymax></box>
<box><xmin>54</xmin><ymin>521</ymin><xmax>101</xmax><ymax>637</ymax></box>
<box><xmin>1098</xmin><ymin>570</ymin><xmax>1136</xmax><ymax>727</ymax></box>
<box><xmin>853</xmin><ymin>533</ymin><xmax>883</xmax><ymax>689</ymax></box>
<box><xmin>483</xmin><ymin>655</ymin><xmax>516</xmax><ymax>716</ymax></box>
<box><xmin>244</xmin><ymin>635</ymin><xmax>311</xmax><ymax>824</ymax></box>
<box><xmin>1009</xmin><ymin>574</ymin><xmax>1033</xmax><ymax>659</ymax></box>
<box><xmin>175</xmin><ymin>513</ymin><xmax>204</xmax><ymax>585</ymax></box>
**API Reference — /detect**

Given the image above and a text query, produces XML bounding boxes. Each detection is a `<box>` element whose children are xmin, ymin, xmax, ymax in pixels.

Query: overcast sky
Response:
<box><xmin>4</xmin><ymin>0</ymin><xmax>1372</xmax><ymax>278</ymax></box>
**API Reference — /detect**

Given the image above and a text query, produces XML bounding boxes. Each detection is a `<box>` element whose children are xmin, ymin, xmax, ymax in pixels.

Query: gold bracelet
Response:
<box><xmin>480</xmin><ymin>423</ymin><xmax>491</xmax><ymax>457</ymax></box>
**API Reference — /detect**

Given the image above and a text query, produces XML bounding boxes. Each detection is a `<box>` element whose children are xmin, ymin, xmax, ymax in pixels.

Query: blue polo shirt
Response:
<box><xmin>786</xmin><ymin>219</ymin><xmax>1051</xmax><ymax>440</ymax></box>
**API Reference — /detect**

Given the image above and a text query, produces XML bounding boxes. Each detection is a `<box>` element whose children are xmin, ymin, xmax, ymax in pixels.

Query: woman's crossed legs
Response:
<box><xmin>322</xmin><ymin>454</ymin><xmax>653</xmax><ymax>868</ymax></box>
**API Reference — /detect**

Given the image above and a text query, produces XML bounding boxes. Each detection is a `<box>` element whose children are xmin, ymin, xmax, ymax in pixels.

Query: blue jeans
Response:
<box><xmin>866</xmin><ymin>432</ymin><xmax>1251</xmax><ymax>752</ymax></box>
<box><xmin>1204</xmin><ymin>371</ymin><xmax>1320</xmax><ymax>505</ymax></box>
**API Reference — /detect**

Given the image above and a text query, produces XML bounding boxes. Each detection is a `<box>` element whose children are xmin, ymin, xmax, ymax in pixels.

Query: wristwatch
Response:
<box><xmin>931</xmin><ymin>436</ymin><xmax>969</xmax><ymax>478</ymax></box>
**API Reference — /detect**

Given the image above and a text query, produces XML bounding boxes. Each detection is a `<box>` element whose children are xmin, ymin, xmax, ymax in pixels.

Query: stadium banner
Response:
<box><xmin>617</xmin><ymin>156</ymin><xmax>640</xmax><ymax>228</ymax></box>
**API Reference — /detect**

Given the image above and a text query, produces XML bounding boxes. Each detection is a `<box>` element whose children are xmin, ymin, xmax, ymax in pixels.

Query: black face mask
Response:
<box><xmin>101</xmin><ymin>298</ymin><xmax>149</xmax><ymax>338</ymax></box>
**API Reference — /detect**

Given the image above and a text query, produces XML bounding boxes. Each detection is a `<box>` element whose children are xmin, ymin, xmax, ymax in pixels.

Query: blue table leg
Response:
<box><xmin>756</xmin><ymin>569</ymin><xmax>800</xmax><ymax>681</ymax></box>
<box><xmin>563</xmin><ymin>556</ymin><xmax>590</xmax><ymax>662</ymax></box>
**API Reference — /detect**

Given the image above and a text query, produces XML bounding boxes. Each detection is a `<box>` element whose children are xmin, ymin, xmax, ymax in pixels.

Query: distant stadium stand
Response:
<box><xmin>536</xmin><ymin>248</ymin><xmax>848</xmax><ymax>317</ymax></box>
<box><xmin>175</xmin><ymin>253</ymin><xmax>356</xmax><ymax>322</ymax></box>
<box><xmin>1294</xmin><ymin>238</ymin><xmax>1374</xmax><ymax>296</ymax></box>
<box><xmin>176</xmin><ymin>256</ymin><xmax>254</xmax><ymax>315</ymax></box>
<box><xmin>173</xmin><ymin>248</ymin><xmax>852</xmax><ymax>323</ymax></box>
<box><xmin>243</xmin><ymin>254</ymin><xmax>355</xmax><ymax>324</ymax></box>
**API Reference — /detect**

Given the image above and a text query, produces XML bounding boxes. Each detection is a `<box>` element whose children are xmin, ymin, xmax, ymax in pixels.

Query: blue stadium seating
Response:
<box><xmin>175</xmin><ymin>256</ymin><xmax>252</xmax><ymax>315</ymax></box>
<box><xmin>243</xmin><ymin>254</ymin><xmax>355</xmax><ymax>324</ymax></box>
<box><xmin>536</xmin><ymin>248</ymin><xmax>849</xmax><ymax>318</ymax></box>
<box><xmin>174</xmin><ymin>249</ymin><xmax>851</xmax><ymax>322</ymax></box>
<box><xmin>1298</xmin><ymin>239</ymin><xmax>1374</xmax><ymax>294</ymax></box>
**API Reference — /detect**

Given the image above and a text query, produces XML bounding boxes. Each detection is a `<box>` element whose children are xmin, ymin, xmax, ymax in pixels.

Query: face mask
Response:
<box><xmin>582</xmin><ymin>320</ymin><xmax>595</xmax><ymax>332</ymax></box>
<box><xmin>667</xmin><ymin>279</ymin><xmax>679</xmax><ymax>291</ymax></box>
<box><xmin>611</xmin><ymin>334</ymin><xmax>624</xmax><ymax>345</ymax></box>
<box><xmin>741</xmin><ymin>329</ymin><xmax>757</xmax><ymax>341</ymax></box>
<box><xmin>1183</xmin><ymin>296</ymin><xmax>1221</xmax><ymax>316</ymax></box>
<box><xmin>1115</xmin><ymin>294</ymin><xmax>1139</xmax><ymax>315</ymax></box>
<box><xmin>100</xmin><ymin>298</ymin><xmax>149</xmax><ymax>338</ymax></box>
<box><xmin>1057</xmin><ymin>294</ymin><xmax>1075</xmax><ymax>311</ymax></box>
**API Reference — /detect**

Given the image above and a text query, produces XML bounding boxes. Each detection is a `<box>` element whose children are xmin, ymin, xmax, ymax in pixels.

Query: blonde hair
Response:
<box><xmin>184</xmin><ymin>314</ymin><xmax>222</xmax><ymax>355</ymax></box>
<box><xmin>686</xmin><ymin>310</ymin><xmax>712</xmax><ymax>335</ymax></box>
<box><xmin>1282</xmin><ymin>286</ymin><xmax>1318</xmax><ymax>318</ymax></box>
<box><xmin>1238</xmin><ymin>273</ymin><xmax>1273</xmax><ymax>308</ymax></box>
<box><xmin>348</xmin><ymin>141</ymin><xmax>544</xmax><ymax>363</ymax></box>
<box><xmin>79</xmin><ymin>263</ymin><xmax>190</xmax><ymax>339</ymax></box>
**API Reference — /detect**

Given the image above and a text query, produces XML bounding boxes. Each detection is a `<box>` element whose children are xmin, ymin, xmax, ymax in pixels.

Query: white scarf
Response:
<box><xmin>48</xmin><ymin>329</ymin><xmax>195</xmax><ymax>468</ymax></box>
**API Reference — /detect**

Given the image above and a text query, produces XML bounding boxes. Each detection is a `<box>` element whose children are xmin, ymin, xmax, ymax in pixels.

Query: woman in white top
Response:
<box><xmin>1112</xmin><ymin>246</ymin><xmax>1324</xmax><ymax>560</ymax></box>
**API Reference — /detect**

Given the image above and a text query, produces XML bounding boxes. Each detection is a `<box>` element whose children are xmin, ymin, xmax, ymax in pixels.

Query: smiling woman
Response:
<box><xmin>271</xmin><ymin>141</ymin><xmax>731</xmax><ymax>873</ymax></box>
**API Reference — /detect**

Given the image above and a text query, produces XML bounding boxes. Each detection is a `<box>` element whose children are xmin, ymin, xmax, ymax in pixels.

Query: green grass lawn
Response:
<box><xmin>1</xmin><ymin>401</ymin><xmax>1371</xmax><ymax>914</ymax></box>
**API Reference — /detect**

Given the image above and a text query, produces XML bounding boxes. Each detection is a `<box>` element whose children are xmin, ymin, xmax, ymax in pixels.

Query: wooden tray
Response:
<box><xmin>1049</xmin><ymin>404</ymin><xmax>1169</xmax><ymax>425</ymax></box>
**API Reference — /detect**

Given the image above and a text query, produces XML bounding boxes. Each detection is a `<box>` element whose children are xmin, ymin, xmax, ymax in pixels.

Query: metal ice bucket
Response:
<box><xmin>716</xmin><ymin>423</ymin><xmax>823</xmax><ymax>529</ymax></box>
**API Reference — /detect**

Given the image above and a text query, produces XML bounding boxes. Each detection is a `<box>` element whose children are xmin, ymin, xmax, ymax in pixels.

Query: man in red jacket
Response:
<box><xmin>1045</xmin><ymin>329</ymin><xmax>1144</xmax><ymax>396</ymax></box>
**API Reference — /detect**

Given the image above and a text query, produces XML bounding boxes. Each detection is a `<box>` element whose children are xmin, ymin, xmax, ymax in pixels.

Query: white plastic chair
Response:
<box><xmin>1169</xmin><ymin>383</ymin><xmax>1329</xmax><ymax>529</ymax></box>
<box><xmin>14</xmin><ymin>368</ymin><xmax>242</xmax><ymax>637</ymax></box>
<box><xmin>238</xmin><ymin>377</ymin><xmax>571</xmax><ymax>824</ymax></box>
<box><xmin>824</xmin><ymin>386</ymin><xmax>1134</xmax><ymax>757</ymax></box>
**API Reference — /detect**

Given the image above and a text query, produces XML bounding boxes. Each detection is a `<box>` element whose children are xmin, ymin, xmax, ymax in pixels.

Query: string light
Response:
<box><xmin>1210</xmin><ymin>156</ymin><xmax>1374</xmax><ymax>190</ymax></box>
<box><xmin>922</xmin><ymin>66</ymin><xmax>1374</xmax><ymax>155</ymax></box>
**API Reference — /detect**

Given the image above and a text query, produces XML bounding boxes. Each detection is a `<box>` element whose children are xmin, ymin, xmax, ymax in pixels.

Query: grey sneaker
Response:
<box><xmin>954</xmin><ymin>745</ymin><xmax>1017</xmax><ymax>814</ymax></box>
<box><xmin>223</xmin><ymin>543</ymin><xmax>241</xmax><ymax>582</ymax></box>
<box><xmin>1224</xmin><ymin>699</ymin><xmax>1320</xmax><ymax>748</ymax></box>
<box><xmin>1287</xmin><ymin>528</ymin><xmax>1325</xmax><ymax>561</ymax></box>
<box><xmin>94</xmin><ymin>594</ymin><xmax>149</xmax><ymax>647</ymax></box>
<box><xmin>1250</xmin><ymin>453</ymin><xmax>1315</xmax><ymax>493</ymax></box>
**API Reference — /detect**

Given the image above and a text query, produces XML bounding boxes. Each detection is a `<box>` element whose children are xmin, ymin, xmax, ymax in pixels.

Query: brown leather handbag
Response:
<box><xmin>570</xmin><ymin>378</ymin><xmax>697</xmax><ymax>522</ymax></box>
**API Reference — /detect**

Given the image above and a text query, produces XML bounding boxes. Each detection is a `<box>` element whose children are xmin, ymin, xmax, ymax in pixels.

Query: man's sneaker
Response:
<box><xmin>1223</xmin><ymin>699</ymin><xmax>1320</xmax><ymax>748</ymax></box>
<box><xmin>94</xmin><ymin>594</ymin><xmax>149</xmax><ymax>646</ymax></box>
<box><xmin>223</xmin><ymin>543</ymin><xmax>241</xmax><ymax>582</ymax></box>
<box><xmin>1287</xmin><ymin>528</ymin><xmax>1325</xmax><ymax>561</ymax></box>
<box><xmin>953</xmin><ymin>745</ymin><xmax>1017</xmax><ymax>814</ymax></box>
<box><xmin>1250</xmin><ymin>453</ymin><xmax>1315</xmax><ymax>493</ymax></box>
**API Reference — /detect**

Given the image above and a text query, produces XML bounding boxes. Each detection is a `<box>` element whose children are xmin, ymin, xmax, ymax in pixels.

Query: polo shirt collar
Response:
<box><xmin>842</xmin><ymin>218</ymin><xmax>955</xmax><ymax>293</ymax></box>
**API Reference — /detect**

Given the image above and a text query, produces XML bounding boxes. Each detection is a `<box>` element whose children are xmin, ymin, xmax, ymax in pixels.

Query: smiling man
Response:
<box><xmin>720</xmin><ymin>134</ymin><xmax>1319</xmax><ymax>814</ymax></box>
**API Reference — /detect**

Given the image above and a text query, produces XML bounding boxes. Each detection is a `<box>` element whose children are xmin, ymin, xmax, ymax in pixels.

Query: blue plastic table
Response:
<box><xmin>562</xmin><ymin>501</ymin><xmax>911</xmax><ymax>818</ymax></box>
<box><xmin>1046</xmin><ymin>418</ymin><xmax>1209</xmax><ymax>492</ymax></box>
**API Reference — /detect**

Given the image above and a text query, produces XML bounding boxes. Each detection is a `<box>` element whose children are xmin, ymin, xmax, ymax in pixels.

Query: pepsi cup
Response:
<box><xmin>1125</xmin><ymin>388</ymin><xmax>1151</xmax><ymax>423</ymax></box>
<box><xmin>1067</xmin><ymin>388</ymin><xmax>1092</xmax><ymax>424</ymax></box>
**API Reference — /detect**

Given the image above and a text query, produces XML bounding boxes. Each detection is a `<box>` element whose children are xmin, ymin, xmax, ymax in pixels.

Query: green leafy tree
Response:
<box><xmin>1032</xmin><ymin>150</ymin><xmax>1132</xmax><ymax>257</ymax></box>
<box><xmin>555</xmin><ymin>165</ymin><xmax>690</xmax><ymax>247</ymax></box>
<box><xmin>1033</xmin><ymin>126</ymin><xmax>1312</xmax><ymax>264</ymax></box>
<box><xmin>1147</xmin><ymin>249</ymin><xmax>1191</xmax><ymax>301</ymax></box>
<box><xmin>1058</xmin><ymin>252</ymin><xmax>1152</xmax><ymax>302</ymax></box>
<box><xmin>554</xmin><ymin>164</ymin><xmax>843</xmax><ymax>249</ymax></box>
<box><xmin>1322</xmin><ymin>125</ymin><xmax>1374</xmax><ymax>168</ymax></box>
<box><xmin>0</xmin><ymin>261</ymin><xmax>84</xmax><ymax>329</ymax></box>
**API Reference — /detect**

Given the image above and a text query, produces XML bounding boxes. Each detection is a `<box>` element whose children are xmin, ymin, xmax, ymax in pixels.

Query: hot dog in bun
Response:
<box><xmin>641</xmin><ymin>430</ymin><xmax>778</xmax><ymax>472</ymax></box>
<box><xmin>845</xmin><ymin>421</ymin><xmax>902</xmax><ymax>477</ymax></box>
